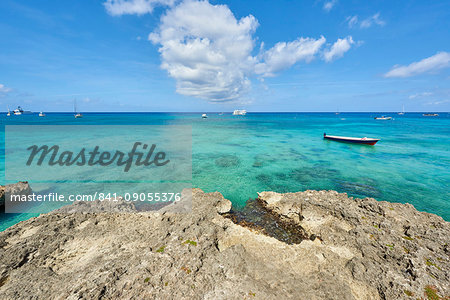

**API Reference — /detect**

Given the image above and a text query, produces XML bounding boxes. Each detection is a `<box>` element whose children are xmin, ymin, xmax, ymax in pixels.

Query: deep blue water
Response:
<box><xmin>1</xmin><ymin>112</ymin><xmax>449</xmax><ymax>230</ymax></box>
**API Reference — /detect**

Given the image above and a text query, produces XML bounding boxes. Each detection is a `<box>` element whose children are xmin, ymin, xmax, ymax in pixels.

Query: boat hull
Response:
<box><xmin>324</xmin><ymin>135</ymin><xmax>379</xmax><ymax>145</ymax></box>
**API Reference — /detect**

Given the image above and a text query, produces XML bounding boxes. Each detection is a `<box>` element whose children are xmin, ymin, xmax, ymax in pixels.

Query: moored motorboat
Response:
<box><xmin>323</xmin><ymin>133</ymin><xmax>380</xmax><ymax>145</ymax></box>
<box><xmin>423</xmin><ymin>113</ymin><xmax>438</xmax><ymax>116</ymax></box>
<box><xmin>374</xmin><ymin>116</ymin><xmax>392</xmax><ymax>120</ymax></box>
<box><xmin>202</xmin><ymin>113</ymin><xmax>207</xmax><ymax>118</ymax></box>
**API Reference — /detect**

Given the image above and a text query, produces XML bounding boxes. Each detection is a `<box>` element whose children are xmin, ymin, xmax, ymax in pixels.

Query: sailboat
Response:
<box><xmin>6</xmin><ymin>106</ymin><xmax>10</xmax><ymax>116</ymax></box>
<box><xmin>39</xmin><ymin>112</ymin><xmax>46</xmax><ymax>117</ymax></box>
<box><xmin>398</xmin><ymin>105</ymin><xmax>405</xmax><ymax>115</ymax></box>
<box><xmin>74</xmin><ymin>99</ymin><xmax>83</xmax><ymax>118</ymax></box>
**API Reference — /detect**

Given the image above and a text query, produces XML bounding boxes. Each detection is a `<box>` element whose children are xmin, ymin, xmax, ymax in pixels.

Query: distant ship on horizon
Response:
<box><xmin>233</xmin><ymin>109</ymin><xmax>247</xmax><ymax>115</ymax></box>
<box><xmin>12</xmin><ymin>106</ymin><xmax>32</xmax><ymax>115</ymax></box>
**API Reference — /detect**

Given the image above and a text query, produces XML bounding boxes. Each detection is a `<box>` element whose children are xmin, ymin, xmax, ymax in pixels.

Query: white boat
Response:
<box><xmin>324</xmin><ymin>133</ymin><xmax>380</xmax><ymax>145</ymax></box>
<box><xmin>374</xmin><ymin>116</ymin><xmax>392</xmax><ymax>120</ymax></box>
<box><xmin>398</xmin><ymin>105</ymin><xmax>405</xmax><ymax>115</ymax></box>
<box><xmin>39</xmin><ymin>112</ymin><xmax>46</xmax><ymax>117</ymax></box>
<box><xmin>6</xmin><ymin>106</ymin><xmax>10</xmax><ymax>116</ymax></box>
<box><xmin>202</xmin><ymin>113</ymin><xmax>207</xmax><ymax>118</ymax></box>
<box><xmin>423</xmin><ymin>113</ymin><xmax>438</xmax><ymax>117</ymax></box>
<box><xmin>233</xmin><ymin>109</ymin><xmax>247</xmax><ymax>115</ymax></box>
<box><xmin>74</xmin><ymin>100</ymin><xmax>83</xmax><ymax>118</ymax></box>
<box><xmin>13</xmin><ymin>106</ymin><xmax>32</xmax><ymax>115</ymax></box>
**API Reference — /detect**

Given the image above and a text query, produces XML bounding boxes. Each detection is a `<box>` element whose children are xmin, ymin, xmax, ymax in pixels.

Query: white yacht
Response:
<box><xmin>13</xmin><ymin>106</ymin><xmax>32</xmax><ymax>115</ymax></box>
<box><xmin>233</xmin><ymin>109</ymin><xmax>247</xmax><ymax>115</ymax></box>
<box><xmin>398</xmin><ymin>105</ymin><xmax>405</xmax><ymax>115</ymax></box>
<box><xmin>202</xmin><ymin>113</ymin><xmax>207</xmax><ymax>118</ymax></box>
<box><xmin>39</xmin><ymin>112</ymin><xmax>46</xmax><ymax>117</ymax></box>
<box><xmin>6</xmin><ymin>106</ymin><xmax>10</xmax><ymax>116</ymax></box>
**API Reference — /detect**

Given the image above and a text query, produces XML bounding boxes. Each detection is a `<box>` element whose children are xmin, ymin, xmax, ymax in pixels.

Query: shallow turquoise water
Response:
<box><xmin>1</xmin><ymin>112</ymin><xmax>449</xmax><ymax>230</ymax></box>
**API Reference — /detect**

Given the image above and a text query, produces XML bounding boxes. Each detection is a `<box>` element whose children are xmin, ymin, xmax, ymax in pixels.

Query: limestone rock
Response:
<box><xmin>0</xmin><ymin>188</ymin><xmax>448</xmax><ymax>299</ymax></box>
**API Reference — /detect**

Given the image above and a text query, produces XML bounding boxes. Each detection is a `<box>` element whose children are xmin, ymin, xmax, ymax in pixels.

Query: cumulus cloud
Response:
<box><xmin>347</xmin><ymin>13</ymin><xmax>385</xmax><ymax>28</ymax></box>
<box><xmin>104</xmin><ymin>0</ymin><xmax>175</xmax><ymax>16</ymax></box>
<box><xmin>149</xmin><ymin>1</ymin><xmax>328</xmax><ymax>101</ymax></box>
<box><xmin>105</xmin><ymin>0</ymin><xmax>352</xmax><ymax>101</ymax></box>
<box><xmin>323</xmin><ymin>0</ymin><xmax>337</xmax><ymax>12</ymax></box>
<box><xmin>148</xmin><ymin>1</ymin><xmax>260</xmax><ymax>101</ymax></box>
<box><xmin>323</xmin><ymin>36</ymin><xmax>354</xmax><ymax>62</ymax></box>
<box><xmin>385</xmin><ymin>52</ymin><xmax>450</xmax><ymax>78</ymax></box>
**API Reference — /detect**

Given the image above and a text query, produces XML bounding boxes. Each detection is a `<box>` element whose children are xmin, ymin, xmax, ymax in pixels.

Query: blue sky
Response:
<box><xmin>0</xmin><ymin>0</ymin><xmax>449</xmax><ymax>112</ymax></box>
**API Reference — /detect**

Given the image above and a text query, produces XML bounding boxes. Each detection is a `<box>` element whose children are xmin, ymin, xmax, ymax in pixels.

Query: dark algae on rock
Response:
<box><xmin>223</xmin><ymin>198</ymin><xmax>309</xmax><ymax>244</ymax></box>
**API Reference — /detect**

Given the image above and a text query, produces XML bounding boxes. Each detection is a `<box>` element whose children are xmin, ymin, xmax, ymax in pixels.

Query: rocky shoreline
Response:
<box><xmin>0</xmin><ymin>189</ymin><xmax>449</xmax><ymax>299</ymax></box>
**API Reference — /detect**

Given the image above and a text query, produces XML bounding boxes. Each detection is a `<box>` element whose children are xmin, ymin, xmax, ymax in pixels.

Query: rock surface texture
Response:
<box><xmin>0</xmin><ymin>189</ymin><xmax>448</xmax><ymax>300</ymax></box>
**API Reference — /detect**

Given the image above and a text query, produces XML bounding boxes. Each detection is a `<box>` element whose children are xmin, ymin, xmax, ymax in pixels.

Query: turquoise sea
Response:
<box><xmin>1</xmin><ymin>112</ymin><xmax>449</xmax><ymax>230</ymax></box>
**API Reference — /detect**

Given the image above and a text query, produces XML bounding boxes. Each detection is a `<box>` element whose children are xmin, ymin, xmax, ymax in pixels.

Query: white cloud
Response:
<box><xmin>385</xmin><ymin>52</ymin><xmax>450</xmax><ymax>78</ymax></box>
<box><xmin>148</xmin><ymin>1</ymin><xmax>258</xmax><ymax>101</ymax></box>
<box><xmin>255</xmin><ymin>37</ymin><xmax>326</xmax><ymax>76</ymax></box>
<box><xmin>323</xmin><ymin>36</ymin><xmax>354</xmax><ymax>62</ymax></box>
<box><xmin>105</xmin><ymin>1</ymin><xmax>352</xmax><ymax>101</ymax></box>
<box><xmin>103</xmin><ymin>0</ymin><xmax>175</xmax><ymax>16</ymax></box>
<box><xmin>360</xmin><ymin>13</ymin><xmax>385</xmax><ymax>28</ymax></box>
<box><xmin>149</xmin><ymin>1</ymin><xmax>328</xmax><ymax>101</ymax></box>
<box><xmin>409</xmin><ymin>92</ymin><xmax>433</xmax><ymax>99</ymax></box>
<box><xmin>346</xmin><ymin>16</ymin><xmax>358</xmax><ymax>28</ymax></box>
<box><xmin>0</xmin><ymin>84</ymin><xmax>12</xmax><ymax>96</ymax></box>
<box><xmin>323</xmin><ymin>0</ymin><xmax>337</xmax><ymax>12</ymax></box>
<box><xmin>347</xmin><ymin>13</ymin><xmax>385</xmax><ymax>28</ymax></box>
<box><xmin>426</xmin><ymin>99</ymin><xmax>449</xmax><ymax>105</ymax></box>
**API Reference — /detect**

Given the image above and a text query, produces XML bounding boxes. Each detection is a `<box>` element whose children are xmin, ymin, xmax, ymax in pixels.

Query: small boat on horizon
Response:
<box><xmin>323</xmin><ymin>133</ymin><xmax>380</xmax><ymax>145</ymax></box>
<box><xmin>233</xmin><ymin>109</ymin><xmax>247</xmax><ymax>115</ymax></box>
<box><xmin>398</xmin><ymin>105</ymin><xmax>405</xmax><ymax>115</ymax></box>
<box><xmin>6</xmin><ymin>106</ymin><xmax>10</xmax><ymax>116</ymax></box>
<box><xmin>374</xmin><ymin>116</ymin><xmax>392</xmax><ymax>120</ymax></box>
<box><xmin>423</xmin><ymin>113</ymin><xmax>439</xmax><ymax>117</ymax></box>
<box><xmin>39</xmin><ymin>112</ymin><xmax>46</xmax><ymax>117</ymax></box>
<box><xmin>74</xmin><ymin>99</ymin><xmax>83</xmax><ymax>118</ymax></box>
<box><xmin>202</xmin><ymin>113</ymin><xmax>208</xmax><ymax>118</ymax></box>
